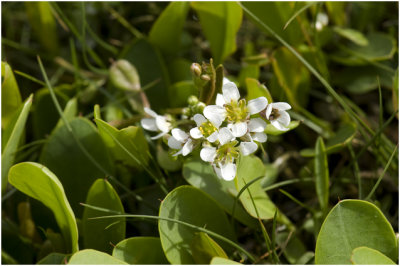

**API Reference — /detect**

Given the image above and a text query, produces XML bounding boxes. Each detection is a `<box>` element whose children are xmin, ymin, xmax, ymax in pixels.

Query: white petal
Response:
<box><xmin>271</xmin><ymin>102</ymin><xmax>291</xmax><ymax>111</ymax></box>
<box><xmin>219</xmin><ymin>162</ymin><xmax>237</xmax><ymax>181</ymax></box>
<box><xmin>216</xmin><ymin>93</ymin><xmax>225</xmax><ymax>107</ymax></box>
<box><xmin>144</xmin><ymin>107</ymin><xmax>158</xmax><ymax>118</ymax></box>
<box><xmin>248</xmin><ymin>97</ymin><xmax>268</xmax><ymax>115</ymax></box>
<box><xmin>213</xmin><ymin>164</ymin><xmax>223</xmax><ymax>179</ymax></box>
<box><xmin>218</xmin><ymin>127</ymin><xmax>234</xmax><ymax>145</ymax></box>
<box><xmin>239</xmin><ymin>142</ymin><xmax>258</xmax><ymax>156</ymax></box>
<box><xmin>248</xmin><ymin>118</ymin><xmax>267</xmax><ymax>133</ymax></box>
<box><xmin>200</xmin><ymin>147</ymin><xmax>217</xmax><ymax>162</ymax></box>
<box><xmin>141</xmin><ymin>118</ymin><xmax>158</xmax><ymax>132</ymax></box>
<box><xmin>252</xmin><ymin>132</ymin><xmax>267</xmax><ymax>143</ymax></box>
<box><xmin>155</xmin><ymin>116</ymin><xmax>171</xmax><ymax>133</ymax></box>
<box><xmin>228</xmin><ymin>122</ymin><xmax>247</xmax><ymax>137</ymax></box>
<box><xmin>223</xmin><ymin>77</ymin><xmax>231</xmax><ymax>85</ymax></box>
<box><xmin>277</xmin><ymin>111</ymin><xmax>291</xmax><ymax>127</ymax></box>
<box><xmin>190</xmin><ymin>127</ymin><xmax>203</xmax><ymax>139</ymax></box>
<box><xmin>171</xmin><ymin>128</ymin><xmax>188</xmax><ymax>142</ymax></box>
<box><xmin>222</xmin><ymin>82</ymin><xmax>240</xmax><ymax>103</ymax></box>
<box><xmin>265</xmin><ymin>104</ymin><xmax>273</xmax><ymax>119</ymax></box>
<box><xmin>168</xmin><ymin>136</ymin><xmax>183</xmax><ymax>149</ymax></box>
<box><xmin>193</xmin><ymin>114</ymin><xmax>207</xmax><ymax>126</ymax></box>
<box><xmin>271</xmin><ymin>120</ymin><xmax>289</xmax><ymax>131</ymax></box>
<box><xmin>182</xmin><ymin>139</ymin><xmax>194</xmax><ymax>156</ymax></box>
<box><xmin>203</xmin><ymin>105</ymin><xmax>226</xmax><ymax>128</ymax></box>
<box><xmin>207</xmin><ymin>131</ymin><xmax>219</xmax><ymax>143</ymax></box>
<box><xmin>151</xmin><ymin>132</ymin><xmax>167</xmax><ymax>140</ymax></box>
<box><xmin>173</xmin><ymin>150</ymin><xmax>182</xmax><ymax>156</ymax></box>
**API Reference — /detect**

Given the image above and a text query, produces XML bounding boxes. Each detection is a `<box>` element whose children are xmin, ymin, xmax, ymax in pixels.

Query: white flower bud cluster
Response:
<box><xmin>141</xmin><ymin>80</ymin><xmax>291</xmax><ymax>181</ymax></box>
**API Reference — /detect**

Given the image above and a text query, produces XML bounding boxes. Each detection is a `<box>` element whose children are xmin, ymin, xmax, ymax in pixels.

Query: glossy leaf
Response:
<box><xmin>333</xmin><ymin>27</ymin><xmax>368</xmax><ymax>46</ymax></box>
<box><xmin>159</xmin><ymin>185</ymin><xmax>236</xmax><ymax>264</ymax></box>
<box><xmin>32</xmin><ymin>88</ymin><xmax>68</xmax><ymax>139</ymax></box>
<box><xmin>265</xmin><ymin>121</ymin><xmax>300</xmax><ymax>136</ymax></box>
<box><xmin>2</xmin><ymin>94</ymin><xmax>32</xmax><ymax>192</ymax></box>
<box><xmin>315</xmin><ymin>200</ymin><xmax>398</xmax><ymax>264</ymax></box>
<box><xmin>68</xmin><ymin>249</ymin><xmax>128</xmax><ymax>265</ymax></box>
<box><xmin>315</xmin><ymin>137</ymin><xmax>329</xmax><ymax>212</ymax></box>
<box><xmin>245</xmin><ymin>78</ymin><xmax>273</xmax><ymax>104</ymax></box>
<box><xmin>40</xmin><ymin>117</ymin><xmax>114</xmax><ymax>216</ymax></box>
<box><xmin>351</xmin><ymin>247</ymin><xmax>396</xmax><ymax>265</ymax></box>
<box><xmin>191</xmin><ymin>2</ymin><xmax>242</xmax><ymax>64</ymax></box>
<box><xmin>1</xmin><ymin>61</ymin><xmax>22</xmax><ymax>129</ymax></box>
<box><xmin>112</xmin><ymin>237</ymin><xmax>168</xmax><ymax>264</ymax></box>
<box><xmin>210</xmin><ymin>257</ymin><xmax>242</xmax><ymax>265</ymax></box>
<box><xmin>94</xmin><ymin>116</ymin><xmax>149</xmax><ymax>169</ymax></box>
<box><xmin>149</xmin><ymin>2</ymin><xmax>189</xmax><ymax>55</ymax></box>
<box><xmin>182</xmin><ymin>156</ymin><xmax>257</xmax><ymax>227</ymax></box>
<box><xmin>82</xmin><ymin>179</ymin><xmax>125</xmax><ymax>254</ymax></box>
<box><xmin>8</xmin><ymin>162</ymin><xmax>78</xmax><ymax>253</ymax></box>
<box><xmin>120</xmin><ymin>39</ymin><xmax>170</xmax><ymax>110</ymax></box>
<box><xmin>191</xmin><ymin>232</ymin><xmax>228</xmax><ymax>264</ymax></box>
<box><xmin>235</xmin><ymin>155</ymin><xmax>292</xmax><ymax>227</ymax></box>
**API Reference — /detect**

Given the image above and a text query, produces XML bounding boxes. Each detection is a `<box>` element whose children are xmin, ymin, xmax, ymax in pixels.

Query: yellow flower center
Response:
<box><xmin>225</xmin><ymin>99</ymin><xmax>248</xmax><ymax>123</ymax></box>
<box><xmin>199</xmin><ymin>121</ymin><xmax>217</xmax><ymax>138</ymax></box>
<box><xmin>215</xmin><ymin>140</ymin><xmax>239</xmax><ymax>164</ymax></box>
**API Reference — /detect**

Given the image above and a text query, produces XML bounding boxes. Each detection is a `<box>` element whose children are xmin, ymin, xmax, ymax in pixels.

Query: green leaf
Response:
<box><xmin>271</xmin><ymin>47</ymin><xmax>311</xmax><ymax>108</ymax></box>
<box><xmin>191</xmin><ymin>2</ymin><xmax>242</xmax><ymax>64</ymax></box>
<box><xmin>25</xmin><ymin>2</ymin><xmax>58</xmax><ymax>54</ymax></box>
<box><xmin>265</xmin><ymin>121</ymin><xmax>300</xmax><ymax>136</ymax></box>
<box><xmin>82</xmin><ymin>179</ymin><xmax>125</xmax><ymax>254</ymax></box>
<box><xmin>351</xmin><ymin>247</ymin><xmax>396</xmax><ymax>265</ymax></box>
<box><xmin>120</xmin><ymin>39</ymin><xmax>170</xmax><ymax>111</ymax></box>
<box><xmin>191</xmin><ymin>232</ymin><xmax>228</xmax><ymax>264</ymax></box>
<box><xmin>68</xmin><ymin>249</ymin><xmax>128</xmax><ymax>265</ymax></box>
<box><xmin>235</xmin><ymin>155</ymin><xmax>292</xmax><ymax>227</ymax></box>
<box><xmin>94</xmin><ymin>117</ymin><xmax>149</xmax><ymax>169</ymax></box>
<box><xmin>55</xmin><ymin>97</ymin><xmax>78</xmax><ymax>130</ymax></box>
<box><xmin>241</xmin><ymin>2</ymin><xmax>304</xmax><ymax>45</ymax></box>
<box><xmin>392</xmin><ymin>68</ymin><xmax>399</xmax><ymax>114</ymax></box>
<box><xmin>315</xmin><ymin>200</ymin><xmax>398</xmax><ymax>264</ymax></box>
<box><xmin>8</xmin><ymin>162</ymin><xmax>79</xmax><ymax>253</ymax></box>
<box><xmin>238</xmin><ymin>65</ymin><xmax>259</xmax><ymax>89</ymax></box>
<box><xmin>37</xmin><ymin>253</ymin><xmax>68</xmax><ymax>264</ymax></box>
<box><xmin>149</xmin><ymin>2</ymin><xmax>190</xmax><ymax>55</ymax></box>
<box><xmin>333</xmin><ymin>27</ymin><xmax>369</xmax><ymax>46</ymax></box>
<box><xmin>112</xmin><ymin>237</ymin><xmax>168</xmax><ymax>264</ymax></box>
<box><xmin>32</xmin><ymin>88</ymin><xmax>68</xmax><ymax>139</ymax></box>
<box><xmin>2</xmin><ymin>94</ymin><xmax>32</xmax><ymax>192</ymax></box>
<box><xmin>182</xmin><ymin>156</ymin><xmax>257</xmax><ymax>228</ymax></box>
<box><xmin>276</xmin><ymin>232</ymin><xmax>310</xmax><ymax>264</ymax></box>
<box><xmin>168</xmin><ymin>80</ymin><xmax>198</xmax><ymax>108</ymax></box>
<box><xmin>210</xmin><ymin>257</ymin><xmax>242</xmax><ymax>265</ymax></box>
<box><xmin>40</xmin><ymin>117</ymin><xmax>114</xmax><ymax>217</ymax></box>
<box><xmin>1</xmin><ymin>61</ymin><xmax>22</xmax><ymax>129</ymax></box>
<box><xmin>159</xmin><ymin>185</ymin><xmax>236</xmax><ymax>264</ymax></box>
<box><xmin>300</xmin><ymin>123</ymin><xmax>357</xmax><ymax>157</ymax></box>
<box><xmin>315</xmin><ymin>137</ymin><xmax>329</xmax><ymax>212</ymax></box>
<box><xmin>325</xmin><ymin>2</ymin><xmax>346</xmax><ymax>26</ymax></box>
<box><xmin>157</xmin><ymin>145</ymin><xmax>182</xmax><ymax>172</ymax></box>
<box><xmin>245</xmin><ymin>78</ymin><xmax>273</xmax><ymax>104</ymax></box>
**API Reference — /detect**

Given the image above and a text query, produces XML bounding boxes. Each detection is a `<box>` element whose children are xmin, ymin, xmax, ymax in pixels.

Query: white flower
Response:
<box><xmin>167</xmin><ymin>128</ymin><xmax>194</xmax><ymax>156</ymax></box>
<box><xmin>213</xmin><ymin>162</ymin><xmax>237</xmax><ymax>181</ymax></box>
<box><xmin>189</xmin><ymin>114</ymin><xmax>219</xmax><ymax>143</ymax></box>
<box><xmin>141</xmin><ymin>107</ymin><xmax>172</xmax><ymax>139</ymax></box>
<box><xmin>265</xmin><ymin>102</ymin><xmax>291</xmax><ymax>131</ymax></box>
<box><xmin>203</xmin><ymin>82</ymin><xmax>268</xmax><ymax>138</ymax></box>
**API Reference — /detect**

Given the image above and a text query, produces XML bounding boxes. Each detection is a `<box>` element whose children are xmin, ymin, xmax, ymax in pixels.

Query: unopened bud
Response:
<box><xmin>182</xmin><ymin>107</ymin><xmax>191</xmax><ymax>117</ymax></box>
<box><xmin>200</xmin><ymin>74</ymin><xmax>210</xmax><ymax>81</ymax></box>
<box><xmin>191</xmin><ymin>63</ymin><xmax>202</xmax><ymax>77</ymax></box>
<box><xmin>187</xmin><ymin>95</ymin><xmax>199</xmax><ymax>106</ymax></box>
<box><xmin>196</xmin><ymin>102</ymin><xmax>206</xmax><ymax>112</ymax></box>
<box><xmin>109</xmin><ymin>59</ymin><xmax>141</xmax><ymax>92</ymax></box>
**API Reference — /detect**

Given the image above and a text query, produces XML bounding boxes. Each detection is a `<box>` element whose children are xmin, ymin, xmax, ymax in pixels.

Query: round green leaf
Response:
<box><xmin>82</xmin><ymin>179</ymin><xmax>125</xmax><ymax>254</ymax></box>
<box><xmin>159</xmin><ymin>185</ymin><xmax>236</xmax><ymax>264</ymax></box>
<box><xmin>191</xmin><ymin>232</ymin><xmax>228</xmax><ymax>264</ymax></box>
<box><xmin>210</xmin><ymin>257</ymin><xmax>242</xmax><ymax>265</ymax></box>
<box><xmin>315</xmin><ymin>200</ymin><xmax>398</xmax><ymax>264</ymax></box>
<box><xmin>8</xmin><ymin>162</ymin><xmax>79</xmax><ymax>253</ymax></box>
<box><xmin>40</xmin><ymin>117</ymin><xmax>114</xmax><ymax>217</ymax></box>
<box><xmin>68</xmin><ymin>249</ymin><xmax>127</xmax><ymax>265</ymax></box>
<box><xmin>112</xmin><ymin>237</ymin><xmax>168</xmax><ymax>264</ymax></box>
<box><xmin>351</xmin><ymin>246</ymin><xmax>396</xmax><ymax>265</ymax></box>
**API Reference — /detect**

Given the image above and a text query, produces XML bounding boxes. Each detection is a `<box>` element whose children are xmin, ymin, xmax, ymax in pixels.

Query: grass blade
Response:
<box><xmin>315</xmin><ymin>137</ymin><xmax>329</xmax><ymax>213</ymax></box>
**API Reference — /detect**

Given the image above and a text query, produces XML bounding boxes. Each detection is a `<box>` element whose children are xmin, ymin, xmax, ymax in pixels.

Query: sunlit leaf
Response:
<box><xmin>68</xmin><ymin>249</ymin><xmax>127</xmax><ymax>265</ymax></box>
<box><xmin>191</xmin><ymin>232</ymin><xmax>228</xmax><ymax>264</ymax></box>
<box><xmin>333</xmin><ymin>27</ymin><xmax>369</xmax><ymax>46</ymax></box>
<box><xmin>1</xmin><ymin>61</ymin><xmax>22</xmax><ymax>129</ymax></box>
<box><xmin>351</xmin><ymin>246</ymin><xmax>396</xmax><ymax>265</ymax></box>
<box><xmin>210</xmin><ymin>256</ymin><xmax>242</xmax><ymax>265</ymax></box>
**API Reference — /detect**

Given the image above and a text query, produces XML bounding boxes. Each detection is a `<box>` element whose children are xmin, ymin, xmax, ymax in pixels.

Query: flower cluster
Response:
<box><xmin>141</xmin><ymin>81</ymin><xmax>291</xmax><ymax>181</ymax></box>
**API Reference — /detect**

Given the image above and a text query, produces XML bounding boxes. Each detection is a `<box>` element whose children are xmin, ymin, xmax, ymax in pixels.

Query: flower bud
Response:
<box><xmin>182</xmin><ymin>107</ymin><xmax>191</xmax><ymax>117</ymax></box>
<box><xmin>109</xmin><ymin>59</ymin><xmax>141</xmax><ymax>92</ymax></box>
<box><xmin>196</xmin><ymin>102</ymin><xmax>206</xmax><ymax>113</ymax></box>
<box><xmin>200</xmin><ymin>74</ymin><xmax>210</xmax><ymax>81</ymax></box>
<box><xmin>187</xmin><ymin>95</ymin><xmax>199</xmax><ymax>106</ymax></box>
<box><xmin>190</xmin><ymin>63</ymin><xmax>202</xmax><ymax>77</ymax></box>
